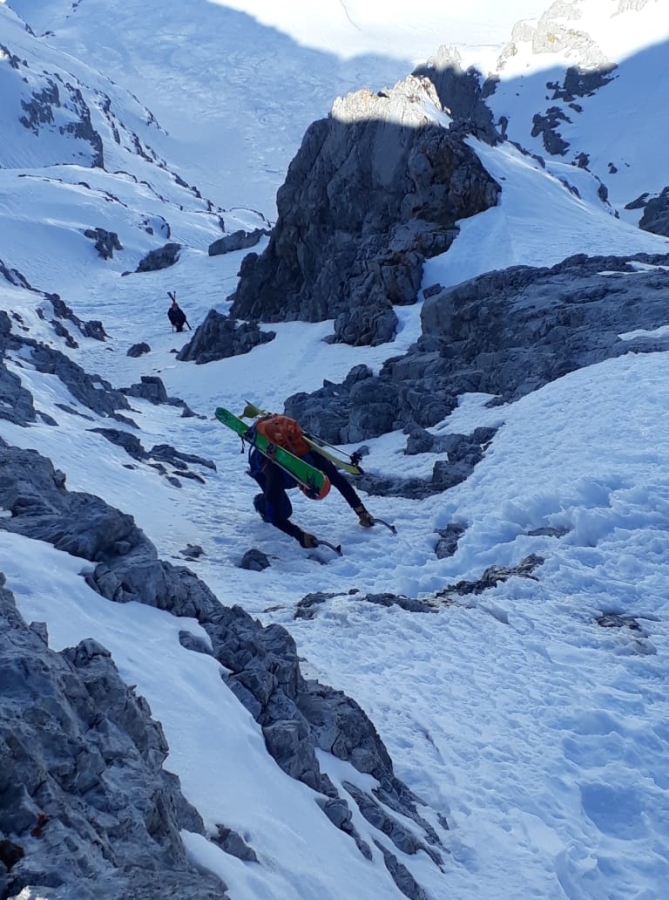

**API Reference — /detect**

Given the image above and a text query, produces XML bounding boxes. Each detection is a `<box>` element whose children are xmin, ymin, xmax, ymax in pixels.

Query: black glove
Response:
<box><xmin>299</xmin><ymin>531</ymin><xmax>319</xmax><ymax>549</ymax></box>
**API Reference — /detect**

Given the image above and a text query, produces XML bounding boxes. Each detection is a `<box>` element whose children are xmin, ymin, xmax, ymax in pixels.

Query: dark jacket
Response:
<box><xmin>168</xmin><ymin>303</ymin><xmax>186</xmax><ymax>330</ymax></box>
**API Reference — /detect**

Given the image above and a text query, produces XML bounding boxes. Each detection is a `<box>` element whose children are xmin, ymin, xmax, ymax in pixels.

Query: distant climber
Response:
<box><xmin>167</xmin><ymin>291</ymin><xmax>190</xmax><ymax>332</ymax></box>
<box><xmin>248</xmin><ymin>413</ymin><xmax>374</xmax><ymax>548</ymax></box>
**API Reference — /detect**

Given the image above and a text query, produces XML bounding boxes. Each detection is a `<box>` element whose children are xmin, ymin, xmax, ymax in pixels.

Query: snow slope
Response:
<box><xmin>2</xmin><ymin>1</ymin><xmax>669</xmax><ymax>898</ymax></box>
<box><xmin>8</xmin><ymin>0</ymin><xmax>668</xmax><ymax>219</ymax></box>
<box><xmin>485</xmin><ymin>0</ymin><xmax>669</xmax><ymax>216</ymax></box>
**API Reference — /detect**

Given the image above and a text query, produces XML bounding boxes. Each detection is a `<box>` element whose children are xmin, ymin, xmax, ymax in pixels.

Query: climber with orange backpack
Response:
<box><xmin>247</xmin><ymin>413</ymin><xmax>374</xmax><ymax>548</ymax></box>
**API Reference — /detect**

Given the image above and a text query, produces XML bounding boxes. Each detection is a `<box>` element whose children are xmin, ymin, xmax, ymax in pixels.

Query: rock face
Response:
<box><xmin>208</xmin><ymin>228</ymin><xmax>271</xmax><ymax>256</ymax></box>
<box><xmin>413</xmin><ymin>50</ymin><xmax>498</xmax><ymax>141</ymax></box>
<box><xmin>0</xmin><ymin>577</ymin><xmax>229</xmax><ymax>900</ymax></box>
<box><xmin>135</xmin><ymin>242</ymin><xmax>182</xmax><ymax>272</ymax></box>
<box><xmin>0</xmin><ymin>438</ymin><xmax>444</xmax><ymax>900</ymax></box>
<box><xmin>15</xmin><ymin>74</ymin><xmax>104</xmax><ymax>168</ymax></box>
<box><xmin>0</xmin><ymin>310</ymin><xmax>129</xmax><ymax>426</ymax></box>
<box><xmin>177</xmin><ymin>309</ymin><xmax>275</xmax><ymax>364</ymax></box>
<box><xmin>416</xmin><ymin>251</ymin><xmax>669</xmax><ymax>400</ymax></box>
<box><xmin>281</xmin><ymin>251</ymin><xmax>669</xmax><ymax>498</ymax></box>
<box><xmin>229</xmin><ymin>75</ymin><xmax>499</xmax><ymax>346</ymax></box>
<box><xmin>639</xmin><ymin>187</ymin><xmax>669</xmax><ymax>237</ymax></box>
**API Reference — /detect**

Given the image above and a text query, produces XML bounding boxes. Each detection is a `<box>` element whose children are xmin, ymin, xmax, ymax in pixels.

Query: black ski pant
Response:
<box><xmin>250</xmin><ymin>449</ymin><xmax>363</xmax><ymax>542</ymax></box>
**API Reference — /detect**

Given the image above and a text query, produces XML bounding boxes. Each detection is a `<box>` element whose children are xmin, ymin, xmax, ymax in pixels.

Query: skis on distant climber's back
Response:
<box><xmin>215</xmin><ymin>407</ymin><xmax>331</xmax><ymax>499</ymax></box>
<box><xmin>241</xmin><ymin>402</ymin><xmax>365</xmax><ymax>475</ymax></box>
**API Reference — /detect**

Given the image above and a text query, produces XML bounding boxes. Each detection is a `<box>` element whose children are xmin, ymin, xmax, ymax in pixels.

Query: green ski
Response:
<box><xmin>240</xmin><ymin>402</ymin><xmax>364</xmax><ymax>475</ymax></box>
<box><xmin>302</xmin><ymin>436</ymin><xmax>364</xmax><ymax>475</ymax></box>
<box><xmin>215</xmin><ymin>407</ymin><xmax>331</xmax><ymax>500</ymax></box>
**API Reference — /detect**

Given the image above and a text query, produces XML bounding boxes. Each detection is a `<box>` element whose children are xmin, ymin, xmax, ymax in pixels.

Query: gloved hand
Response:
<box><xmin>299</xmin><ymin>531</ymin><xmax>319</xmax><ymax>549</ymax></box>
<box><xmin>354</xmin><ymin>505</ymin><xmax>374</xmax><ymax>528</ymax></box>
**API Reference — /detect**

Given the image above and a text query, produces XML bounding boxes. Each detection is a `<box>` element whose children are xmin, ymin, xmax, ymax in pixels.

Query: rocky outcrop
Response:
<box><xmin>639</xmin><ymin>187</ymin><xmax>669</xmax><ymax>237</ymax></box>
<box><xmin>229</xmin><ymin>75</ymin><xmax>499</xmax><ymax>345</ymax></box>
<box><xmin>120</xmin><ymin>375</ymin><xmax>197</xmax><ymax>419</ymax></box>
<box><xmin>0</xmin><ymin>577</ymin><xmax>229</xmax><ymax>900</ymax></box>
<box><xmin>497</xmin><ymin>7</ymin><xmax>613</xmax><ymax>74</ymax></box>
<box><xmin>122</xmin><ymin>374</ymin><xmax>169</xmax><ymax>405</ymax></box>
<box><xmin>286</xmin><ymin>251</ymin><xmax>669</xmax><ymax>442</ymax></box>
<box><xmin>0</xmin><ymin>438</ymin><xmax>445</xmax><ymax>899</ymax></box>
<box><xmin>547</xmin><ymin>65</ymin><xmax>616</xmax><ymax>103</ymax></box>
<box><xmin>1</xmin><ymin>278</ymin><xmax>105</xmax><ymax>348</ymax></box>
<box><xmin>0</xmin><ymin>318</ymin><xmax>128</xmax><ymax>425</ymax></box>
<box><xmin>435</xmin><ymin>554</ymin><xmax>545</xmax><ymax>600</ymax></box>
<box><xmin>135</xmin><ymin>242</ymin><xmax>182</xmax><ymax>272</ymax></box>
<box><xmin>127</xmin><ymin>341</ymin><xmax>151</xmax><ymax>357</ymax></box>
<box><xmin>18</xmin><ymin>76</ymin><xmax>104</xmax><ymax>168</ymax></box>
<box><xmin>531</xmin><ymin>107</ymin><xmax>571</xmax><ymax>156</ymax></box>
<box><xmin>0</xmin><ymin>313</ymin><xmax>37</xmax><ymax>426</ymax></box>
<box><xmin>83</xmin><ymin>227</ymin><xmax>123</xmax><ymax>259</ymax></box>
<box><xmin>208</xmin><ymin>228</ymin><xmax>271</xmax><ymax>256</ymax></box>
<box><xmin>177</xmin><ymin>309</ymin><xmax>275</xmax><ymax>364</ymax></box>
<box><xmin>29</xmin><ymin>344</ymin><xmax>132</xmax><ymax>420</ymax></box>
<box><xmin>413</xmin><ymin>48</ymin><xmax>498</xmax><ymax>141</ymax></box>
<box><xmin>277</xmin><ymin>251</ymin><xmax>669</xmax><ymax>499</ymax></box>
<box><xmin>88</xmin><ymin>427</ymin><xmax>215</xmax><ymax>485</ymax></box>
<box><xmin>45</xmin><ymin>294</ymin><xmax>107</xmax><ymax>342</ymax></box>
<box><xmin>415</xmin><ymin>251</ymin><xmax>669</xmax><ymax>401</ymax></box>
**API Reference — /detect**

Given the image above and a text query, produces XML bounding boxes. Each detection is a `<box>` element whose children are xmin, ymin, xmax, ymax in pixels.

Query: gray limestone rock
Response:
<box><xmin>288</xmin><ymin>250</ymin><xmax>669</xmax><ymax>491</ymax></box>
<box><xmin>0</xmin><ymin>577</ymin><xmax>229</xmax><ymax>900</ymax></box>
<box><xmin>208</xmin><ymin>228</ymin><xmax>271</xmax><ymax>256</ymax></box>
<box><xmin>374</xmin><ymin>840</ymin><xmax>429</xmax><ymax>900</ymax></box>
<box><xmin>435</xmin><ymin>524</ymin><xmax>466</xmax><ymax>559</ymax></box>
<box><xmin>639</xmin><ymin>187</ymin><xmax>669</xmax><ymax>237</ymax></box>
<box><xmin>29</xmin><ymin>343</ymin><xmax>132</xmax><ymax>419</ymax></box>
<box><xmin>413</xmin><ymin>49</ymin><xmax>499</xmax><ymax>141</ymax></box>
<box><xmin>229</xmin><ymin>75</ymin><xmax>499</xmax><ymax>345</ymax></box>
<box><xmin>212</xmin><ymin>825</ymin><xmax>259</xmax><ymax>862</ymax></box>
<box><xmin>19</xmin><ymin>77</ymin><xmax>104</xmax><ymax>167</ymax></box>
<box><xmin>0</xmin><ymin>312</ymin><xmax>122</xmax><ymax>425</ymax></box>
<box><xmin>83</xmin><ymin>227</ymin><xmax>123</xmax><ymax>259</ymax></box>
<box><xmin>47</xmin><ymin>295</ymin><xmax>108</xmax><ymax>342</ymax></box>
<box><xmin>176</xmin><ymin>309</ymin><xmax>275</xmax><ymax>364</ymax></box>
<box><xmin>239</xmin><ymin>548</ymin><xmax>271</xmax><ymax>571</ymax></box>
<box><xmin>0</xmin><ymin>439</ymin><xmax>442</xmax><ymax>896</ymax></box>
<box><xmin>0</xmin><ymin>358</ymin><xmax>37</xmax><ymax>426</ymax></box>
<box><xmin>89</xmin><ymin>427</ymin><xmax>147</xmax><ymax>461</ymax></box>
<box><xmin>123</xmin><ymin>374</ymin><xmax>169</xmax><ymax>404</ymax></box>
<box><xmin>127</xmin><ymin>342</ymin><xmax>151</xmax><ymax>357</ymax></box>
<box><xmin>136</xmin><ymin>243</ymin><xmax>182</xmax><ymax>272</ymax></box>
<box><xmin>531</xmin><ymin>107</ymin><xmax>571</xmax><ymax>156</ymax></box>
<box><xmin>436</xmin><ymin>554</ymin><xmax>545</xmax><ymax>599</ymax></box>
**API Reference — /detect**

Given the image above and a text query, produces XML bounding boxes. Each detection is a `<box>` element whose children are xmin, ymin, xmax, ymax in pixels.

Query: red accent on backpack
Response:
<box><xmin>254</xmin><ymin>415</ymin><xmax>311</xmax><ymax>457</ymax></box>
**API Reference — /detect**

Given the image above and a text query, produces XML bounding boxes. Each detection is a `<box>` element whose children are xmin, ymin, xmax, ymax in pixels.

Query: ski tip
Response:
<box><xmin>301</xmin><ymin>476</ymin><xmax>331</xmax><ymax>500</ymax></box>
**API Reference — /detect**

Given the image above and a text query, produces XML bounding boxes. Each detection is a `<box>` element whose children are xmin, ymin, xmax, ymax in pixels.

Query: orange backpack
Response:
<box><xmin>254</xmin><ymin>415</ymin><xmax>310</xmax><ymax>458</ymax></box>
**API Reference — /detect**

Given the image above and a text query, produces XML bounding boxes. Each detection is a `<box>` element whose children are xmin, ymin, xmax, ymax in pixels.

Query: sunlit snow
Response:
<box><xmin>2</xmin><ymin>1</ymin><xmax>669</xmax><ymax>898</ymax></box>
